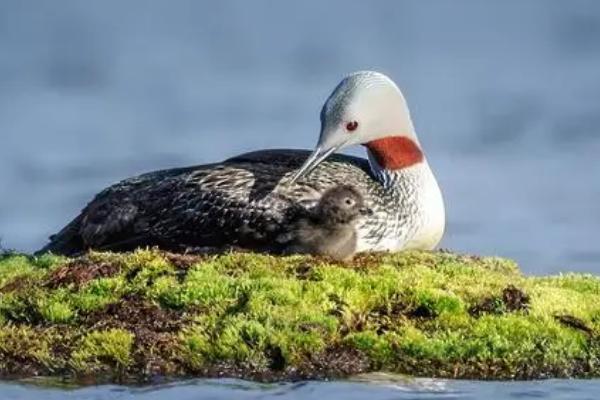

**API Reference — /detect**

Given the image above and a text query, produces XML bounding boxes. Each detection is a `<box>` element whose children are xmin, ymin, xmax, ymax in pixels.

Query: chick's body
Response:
<box><xmin>284</xmin><ymin>185</ymin><xmax>369</xmax><ymax>260</ymax></box>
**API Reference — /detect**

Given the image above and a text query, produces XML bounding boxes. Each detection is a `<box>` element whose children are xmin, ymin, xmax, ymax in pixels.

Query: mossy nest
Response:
<box><xmin>0</xmin><ymin>249</ymin><xmax>599</xmax><ymax>382</ymax></box>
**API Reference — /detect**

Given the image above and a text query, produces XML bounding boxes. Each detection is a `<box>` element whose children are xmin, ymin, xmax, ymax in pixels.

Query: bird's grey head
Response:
<box><xmin>290</xmin><ymin>71</ymin><xmax>419</xmax><ymax>183</ymax></box>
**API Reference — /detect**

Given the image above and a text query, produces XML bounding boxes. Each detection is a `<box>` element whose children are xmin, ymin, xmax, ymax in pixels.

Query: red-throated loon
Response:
<box><xmin>38</xmin><ymin>71</ymin><xmax>445</xmax><ymax>256</ymax></box>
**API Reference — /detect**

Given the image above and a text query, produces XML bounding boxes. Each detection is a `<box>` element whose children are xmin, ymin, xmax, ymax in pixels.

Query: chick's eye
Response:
<box><xmin>345</xmin><ymin>121</ymin><xmax>359</xmax><ymax>132</ymax></box>
<box><xmin>345</xmin><ymin>198</ymin><xmax>355</xmax><ymax>206</ymax></box>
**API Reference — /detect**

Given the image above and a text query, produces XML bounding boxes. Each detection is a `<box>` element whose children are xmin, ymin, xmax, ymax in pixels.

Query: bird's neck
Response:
<box><xmin>364</xmin><ymin>136</ymin><xmax>423</xmax><ymax>170</ymax></box>
<box><xmin>364</xmin><ymin>136</ymin><xmax>425</xmax><ymax>188</ymax></box>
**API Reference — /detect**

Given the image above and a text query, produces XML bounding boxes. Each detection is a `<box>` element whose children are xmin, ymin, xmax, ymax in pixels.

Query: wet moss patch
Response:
<box><xmin>0</xmin><ymin>248</ymin><xmax>599</xmax><ymax>382</ymax></box>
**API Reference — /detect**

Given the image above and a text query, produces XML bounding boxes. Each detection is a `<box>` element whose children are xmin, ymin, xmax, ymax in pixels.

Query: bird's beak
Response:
<box><xmin>288</xmin><ymin>145</ymin><xmax>338</xmax><ymax>184</ymax></box>
<box><xmin>289</xmin><ymin>131</ymin><xmax>350</xmax><ymax>184</ymax></box>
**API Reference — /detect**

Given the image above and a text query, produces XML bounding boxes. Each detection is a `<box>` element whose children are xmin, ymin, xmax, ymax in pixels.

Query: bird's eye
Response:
<box><xmin>345</xmin><ymin>121</ymin><xmax>359</xmax><ymax>132</ymax></box>
<box><xmin>344</xmin><ymin>198</ymin><xmax>355</xmax><ymax>206</ymax></box>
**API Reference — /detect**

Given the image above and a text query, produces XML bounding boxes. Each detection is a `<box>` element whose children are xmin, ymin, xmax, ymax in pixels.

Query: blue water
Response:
<box><xmin>1</xmin><ymin>1</ymin><xmax>600</xmax><ymax>398</ymax></box>
<box><xmin>1</xmin><ymin>377</ymin><xmax>599</xmax><ymax>400</ymax></box>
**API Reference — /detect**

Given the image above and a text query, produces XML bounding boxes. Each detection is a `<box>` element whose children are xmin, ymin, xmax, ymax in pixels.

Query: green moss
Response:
<box><xmin>160</xmin><ymin>264</ymin><xmax>237</xmax><ymax>310</ymax></box>
<box><xmin>0</xmin><ymin>248</ymin><xmax>599</xmax><ymax>382</ymax></box>
<box><xmin>70</xmin><ymin>277</ymin><xmax>126</xmax><ymax>313</ymax></box>
<box><xmin>0</xmin><ymin>325</ymin><xmax>54</xmax><ymax>369</ymax></box>
<box><xmin>71</xmin><ymin>329</ymin><xmax>134</xmax><ymax>374</ymax></box>
<box><xmin>179</xmin><ymin>325</ymin><xmax>211</xmax><ymax>370</ymax></box>
<box><xmin>37</xmin><ymin>291</ymin><xmax>75</xmax><ymax>323</ymax></box>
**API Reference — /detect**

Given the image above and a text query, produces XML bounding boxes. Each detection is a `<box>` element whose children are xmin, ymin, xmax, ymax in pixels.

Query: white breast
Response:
<box><xmin>402</xmin><ymin>162</ymin><xmax>445</xmax><ymax>250</ymax></box>
<box><xmin>354</xmin><ymin>161</ymin><xmax>445</xmax><ymax>252</ymax></box>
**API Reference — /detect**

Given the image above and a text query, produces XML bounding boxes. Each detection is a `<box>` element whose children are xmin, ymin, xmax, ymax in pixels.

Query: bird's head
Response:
<box><xmin>316</xmin><ymin>185</ymin><xmax>371</xmax><ymax>225</ymax></box>
<box><xmin>290</xmin><ymin>71</ymin><xmax>423</xmax><ymax>184</ymax></box>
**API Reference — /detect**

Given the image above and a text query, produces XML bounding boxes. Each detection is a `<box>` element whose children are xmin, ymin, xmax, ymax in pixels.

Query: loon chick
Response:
<box><xmin>283</xmin><ymin>185</ymin><xmax>371</xmax><ymax>260</ymax></box>
<box><xmin>39</xmin><ymin>71</ymin><xmax>445</xmax><ymax>256</ymax></box>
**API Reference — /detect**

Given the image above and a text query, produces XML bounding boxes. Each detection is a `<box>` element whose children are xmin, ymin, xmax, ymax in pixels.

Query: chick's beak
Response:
<box><xmin>359</xmin><ymin>207</ymin><xmax>373</xmax><ymax>216</ymax></box>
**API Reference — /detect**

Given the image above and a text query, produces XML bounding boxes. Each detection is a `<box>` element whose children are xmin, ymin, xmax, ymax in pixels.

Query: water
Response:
<box><xmin>1</xmin><ymin>1</ymin><xmax>600</xmax><ymax>398</ymax></box>
<box><xmin>1</xmin><ymin>377</ymin><xmax>599</xmax><ymax>400</ymax></box>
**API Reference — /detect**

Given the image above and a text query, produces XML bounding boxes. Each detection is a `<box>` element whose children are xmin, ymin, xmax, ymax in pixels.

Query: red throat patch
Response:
<box><xmin>364</xmin><ymin>136</ymin><xmax>424</xmax><ymax>170</ymax></box>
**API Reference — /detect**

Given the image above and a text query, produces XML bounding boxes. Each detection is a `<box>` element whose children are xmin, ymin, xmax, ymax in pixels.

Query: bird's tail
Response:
<box><xmin>35</xmin><ymin>215</ymin><xmax>85</xmax><ymax>256</ymax></box>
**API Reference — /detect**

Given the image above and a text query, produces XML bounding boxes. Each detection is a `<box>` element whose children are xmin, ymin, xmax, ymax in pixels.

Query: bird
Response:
<box><xmin>280</xmin><ymin>184</ymin><xmax>371</xmax><ymax>260</ymax></box>
<box><xmin>38</xmin><ymin>71</ymin><xmax>445</xmax><ymax>256</ymax></box>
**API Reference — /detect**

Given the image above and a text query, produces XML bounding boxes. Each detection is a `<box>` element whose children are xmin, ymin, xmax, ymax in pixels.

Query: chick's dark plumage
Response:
<box><xmin>283</xmin><ymin>185</ymin><xmax>370</xmax><ymax>260</ymax></box>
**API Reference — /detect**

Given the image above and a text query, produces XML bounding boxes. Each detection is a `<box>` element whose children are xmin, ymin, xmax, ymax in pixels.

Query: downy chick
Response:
<box><xmin>285</xmin><ymin>185</ymin><xmax>371</xmax><ymax>260</ymax></box>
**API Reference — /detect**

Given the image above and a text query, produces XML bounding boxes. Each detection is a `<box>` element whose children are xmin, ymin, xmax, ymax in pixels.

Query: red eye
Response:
<box><xmin>346</xmin><ymin>121</ymin><xmax>359</xmax><ymax>132</ymax></box>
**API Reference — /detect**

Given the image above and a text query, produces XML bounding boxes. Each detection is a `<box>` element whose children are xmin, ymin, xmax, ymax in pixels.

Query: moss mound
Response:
<box><xmin>0</xmin><ymin>249</ymin><xmax>599</xmax><ymax>382</ymax></box>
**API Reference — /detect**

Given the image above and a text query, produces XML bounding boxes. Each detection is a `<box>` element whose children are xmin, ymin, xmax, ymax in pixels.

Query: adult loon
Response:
<box><xmin>39</xmin><ymin>71</ymin><xmax>445</xmax><ymax>256</ymax></box>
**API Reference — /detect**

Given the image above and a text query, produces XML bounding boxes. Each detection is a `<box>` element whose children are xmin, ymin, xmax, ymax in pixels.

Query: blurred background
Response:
<box><xmin>0</xmin><ymin>0</ymin><xmax>599</xmax><ymax>274</ymax></box>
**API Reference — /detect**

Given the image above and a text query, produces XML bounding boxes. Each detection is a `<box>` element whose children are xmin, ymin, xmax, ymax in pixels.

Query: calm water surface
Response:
<box><xmin>1</xmin><ymin>1</ymin><xmax>599</xmax><ymax>399</ymax></box>
<box><xmin>1</xmin><ymin>377</ymin><xmax>600</xmax><ymax>400</ymax></box>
